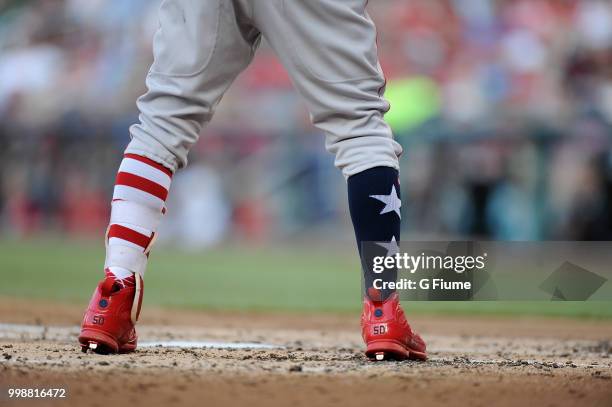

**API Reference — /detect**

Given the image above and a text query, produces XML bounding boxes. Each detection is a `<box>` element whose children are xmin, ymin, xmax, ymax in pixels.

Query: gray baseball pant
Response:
<box><xmin>126</xmin><ymin>0</ymin><xmax>402</xmax><ymax>178</ymax></box>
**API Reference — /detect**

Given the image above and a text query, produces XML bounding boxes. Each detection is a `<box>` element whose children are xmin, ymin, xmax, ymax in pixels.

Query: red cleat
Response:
<box><xmin>361</xmin><ymin>291</ymin><xmax>427</xmax><ymax>361</ymax></box>
<box><xmin>78</xmin><ymin>269</ymin><xmax>143</xmax><ymax>354</ymax></box>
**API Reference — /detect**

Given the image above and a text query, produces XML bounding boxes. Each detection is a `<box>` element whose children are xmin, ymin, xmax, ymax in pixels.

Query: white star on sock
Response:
<box><xmin>370</xmin><ymin>185</ymin><xmax>402</xmax><ymax>218</ymax></box>
<box><xmin>375</xmin><ymin>236</ymin><xmax>399</xmax><ymax>257</ymax></box>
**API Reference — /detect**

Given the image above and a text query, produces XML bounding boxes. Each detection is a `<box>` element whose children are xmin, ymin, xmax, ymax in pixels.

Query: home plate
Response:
<box><xmin>139</xmin><ymin>340</ymin><xmax>281</xmax><ymax>349</ymax></box>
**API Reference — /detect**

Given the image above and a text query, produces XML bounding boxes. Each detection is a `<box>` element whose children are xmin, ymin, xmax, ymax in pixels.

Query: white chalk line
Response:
<box><xmin>0</xmin><ymin>323</ymin><xmax>282</xmax><ymax>350</ymax></box>
<box><xmin>139</xmin><ymin>341</ymin><xmax>278</xmax><ymax>349</ymax></box>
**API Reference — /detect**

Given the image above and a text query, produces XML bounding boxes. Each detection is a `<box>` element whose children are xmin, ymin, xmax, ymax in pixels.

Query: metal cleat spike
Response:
<box><xmin>375</xmin><ymin>352</ymin><xmax>385</xmax><ymax>361</ymax></box>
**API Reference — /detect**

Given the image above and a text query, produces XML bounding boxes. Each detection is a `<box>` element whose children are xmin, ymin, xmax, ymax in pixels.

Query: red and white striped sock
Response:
<box><xmin>105</xmin><ymin>153</ymin><xmax>173</xmax><ymax>282</ymax></box>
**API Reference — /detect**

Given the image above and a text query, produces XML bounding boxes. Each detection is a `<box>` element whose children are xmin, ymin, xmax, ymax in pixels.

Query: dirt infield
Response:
<box><xmin>1</xmin><ymin>298</ymin><xmax>611</xmax><ymax>407</ymax></box>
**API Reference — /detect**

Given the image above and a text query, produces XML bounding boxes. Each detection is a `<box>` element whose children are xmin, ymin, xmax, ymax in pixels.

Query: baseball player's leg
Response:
<box><xmin>256</xmin><ymin>0</ymin><xmax>401</xmax><ymax>294</ymax></box>
<box><xmin>79</xmin><ymin>0</ymin><xmax>260</xmax><ymax>354</ymax></box>
<box><xmin>254</xmin><ymin>0</ymin><xmax>401</xmax><ymax>178</ymax></box>
<box><xmin>128</xmin><ymin>0</ymin><xmax>261</xmax><ymax>172</ymax></box>
<box><xmin>255</xmin><ymin>0</ymin><xmax>425</xmax><ymax>360</ymax></box>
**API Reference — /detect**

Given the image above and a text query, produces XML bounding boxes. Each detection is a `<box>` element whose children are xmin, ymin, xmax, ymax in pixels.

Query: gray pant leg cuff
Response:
<box><xmin>124</xmin><ymin>136</ymin><xmax>181</xmax><ymax>173</ymax></box>
<box><xmin>342</xmin><ymin>160</ymin><xmax>400</xmax><ymax>180</ymax></box>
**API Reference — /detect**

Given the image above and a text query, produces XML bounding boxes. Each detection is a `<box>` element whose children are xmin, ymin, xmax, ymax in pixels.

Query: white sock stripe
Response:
<box><xmin>108</xmin><ymin>237</ymin><xmax>146</xmax><ymax>251</ymax></box>
<box><xmin>108</xmin><ymin>266</ymin><xmax>133</xmax><ymax>280</ymax></box>
<box><xmin>105</xmin><ymin>244</ymin><xmax>148</xmax><ymax>277</ymax></box>
<box><xmin>111</xmin><ymin>200</ymin><xmax>163</xmax><ymax>232</ymax></box>
<box><xmin>113</xmin><ymin>185</ymin><xmax>165</xmax><ymax>211</ymax></box>
<box><xmin>119</xmin><ymin>157</ymin><xmax>172</xmax><ymax>190</ymax></box>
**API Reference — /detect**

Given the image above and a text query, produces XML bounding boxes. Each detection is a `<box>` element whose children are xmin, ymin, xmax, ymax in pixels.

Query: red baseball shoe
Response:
<box><xmin>78</xmin><ymin>269</ymin><xmax>143</xmax><ymax>354</ymax></box>
<box><xmin>361</xmin><ymin>291</ymin><xmax>427</xmax><ymax>361</ymax></box>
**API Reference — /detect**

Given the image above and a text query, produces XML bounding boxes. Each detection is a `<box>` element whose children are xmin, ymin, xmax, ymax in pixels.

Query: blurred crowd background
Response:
<box><xmin>1</xmin><ymin>0</ymin><xmax>612</xmax><ymax>246</ymax></box>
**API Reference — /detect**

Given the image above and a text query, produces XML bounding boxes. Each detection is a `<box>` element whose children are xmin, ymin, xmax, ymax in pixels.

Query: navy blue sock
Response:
<box><xmin>348</xmin><ymin>166</ymin><xmax>401</xmax><ymax>301</ymax></box>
